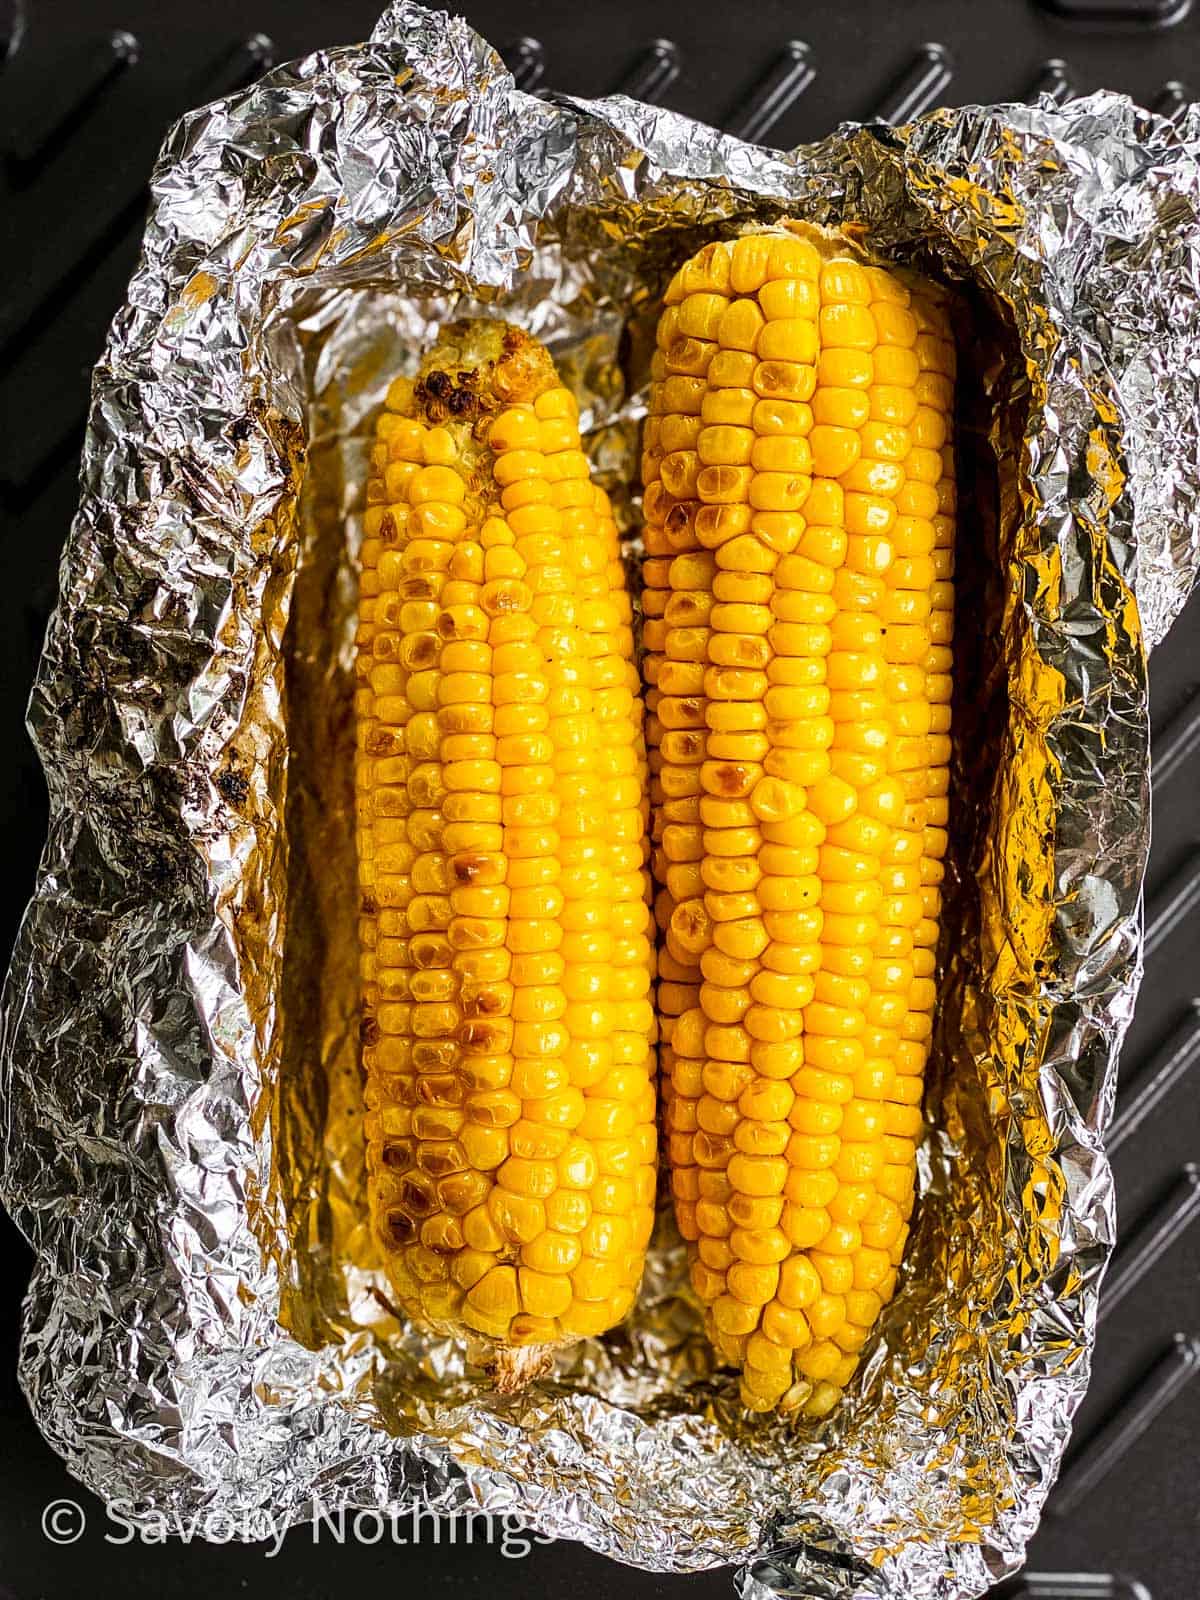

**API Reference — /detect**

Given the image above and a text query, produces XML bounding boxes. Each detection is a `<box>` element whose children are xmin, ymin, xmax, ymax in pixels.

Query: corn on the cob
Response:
<box><xmin>357</xmin><ymin>320</ymin><xmax>656</xmax><ymax>1388</ymax></box>
<box><xmin>642</xmin><ymin>228</ymin><xmax>954</xmax><ymax>1416</ymax></box>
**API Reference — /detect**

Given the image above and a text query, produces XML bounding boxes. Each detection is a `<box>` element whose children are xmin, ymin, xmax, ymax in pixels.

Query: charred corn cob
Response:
<box><xmin>357</xmin><ymin>321</ymin><xmax>656</xmax><ymax>1388</ymax></box>
<box><xmin>642</xmin><ymin>228</ymin><xmax>954</xmax><ymax>1416</ymax></box>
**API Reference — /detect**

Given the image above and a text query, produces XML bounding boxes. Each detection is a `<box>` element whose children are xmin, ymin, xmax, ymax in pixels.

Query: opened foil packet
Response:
<box><xmin>3</xmin><ymin>4</ymin><xmax>1199</xmax><ymax>1595</ymax></box>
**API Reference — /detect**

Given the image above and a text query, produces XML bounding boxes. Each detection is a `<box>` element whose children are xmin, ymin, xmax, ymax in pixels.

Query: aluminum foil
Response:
<box><xmin>3</xmin><ymin>4</ymin><xmax>1199</xmax><ymax>1595</ymax></box>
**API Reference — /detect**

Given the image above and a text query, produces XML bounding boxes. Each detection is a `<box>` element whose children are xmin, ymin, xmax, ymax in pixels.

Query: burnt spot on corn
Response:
<box><xmin>672</xmin><ymin>902</ymin><xmax>707</xmax><ymax>941</ymax></box>
<box><xmin>451</xmin><ymin>854</ymin><xmax>486</xmax><ymax>883</ymax></box>
<box><xmin>403</xmin><ymin>634</ymin><xmax>438</xmax><ymax>669</ymax></box>
<box><xmin>381</xmin><ymin>1210</ymin><xmax>418</xmax><ymax>1248</ymax></box>
<box><xmin>414</xmin><ymin>360</ymin><xmax>490</xmax><ymax>426</ymax></box>
<box><xmin>365</xmin><ymin>728</ymin><xmax>399</xmax><ymax>756</ymax></box>
<box><xmin>398</xmin><ymin>1176</ymin><xmax>437</xmax><ymax>1217</ymax></box>
<box><xmin>420</xmin><ymin>371</ymin><xmax>453</xmax><ymax>420</ymax></box>
<box><xmin>410</xmin><ymin>936</ymin><xmax>447</xmax><ymax>968</ymax></box>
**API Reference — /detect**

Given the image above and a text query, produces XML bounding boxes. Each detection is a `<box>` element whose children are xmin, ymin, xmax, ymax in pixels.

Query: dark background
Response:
<box><xmin>2</xmin><ymin>2</ymin><xmax>1198</xmax><ymax>1596</ymax></box>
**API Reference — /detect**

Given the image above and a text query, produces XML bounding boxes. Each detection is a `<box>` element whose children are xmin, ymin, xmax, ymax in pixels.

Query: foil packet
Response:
<box><xmin>4</xmin><ymin>4</ymin><xmax>1200</xmax><ymax>1596</ymax></box>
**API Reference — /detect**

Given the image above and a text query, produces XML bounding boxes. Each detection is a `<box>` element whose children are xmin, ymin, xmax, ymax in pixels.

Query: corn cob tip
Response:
<box><xmin>388</xmin><ymin>319</ymin><xmax>559</xmax><ymax>429</ymax></box>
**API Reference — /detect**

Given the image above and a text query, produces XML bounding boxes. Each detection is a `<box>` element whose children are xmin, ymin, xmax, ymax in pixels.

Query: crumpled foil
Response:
<box><xmin>3</xmin><ymin>4</ymin><xmax>1199</xmax><ymax>1596</ymax></box>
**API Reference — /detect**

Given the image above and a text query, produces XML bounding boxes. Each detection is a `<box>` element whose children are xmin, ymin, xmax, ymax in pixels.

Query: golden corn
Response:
<box><xmin>358</xmin><ymin>321</ymin><xmax>656</xmax><ymax>1385</ymax></box>
<box><xmin>644</xmin><ymin>230</ymin><xmax>954</xmax><ymax>1416</ymax></box>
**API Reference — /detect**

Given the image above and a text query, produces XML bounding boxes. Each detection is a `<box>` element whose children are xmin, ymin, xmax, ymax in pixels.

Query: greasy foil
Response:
<box><xmin>3</xmin><ymin>4</ymin><xmax>1199</xmax><ymax>1595</ymax></box>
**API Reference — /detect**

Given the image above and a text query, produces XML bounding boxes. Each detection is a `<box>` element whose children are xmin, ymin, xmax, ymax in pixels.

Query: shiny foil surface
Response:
<box><xmin>3</xmin><ymin>4</ymin><xmax>1199</xmax><ymax>1596</ymax></box>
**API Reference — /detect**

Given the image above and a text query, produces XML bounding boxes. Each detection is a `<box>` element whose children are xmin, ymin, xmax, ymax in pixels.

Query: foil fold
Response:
<box><xmin>4</xmin><ymin>5</ymin><xmax>1200</xmax><ymax>1596</ymax></box>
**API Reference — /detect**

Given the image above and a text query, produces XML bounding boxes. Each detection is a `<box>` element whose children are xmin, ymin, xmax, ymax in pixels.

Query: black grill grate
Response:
<box><xmin>1</xmin><ymin>4</ymin><xmax>1197</xmax><ymax>1596</ymax></box>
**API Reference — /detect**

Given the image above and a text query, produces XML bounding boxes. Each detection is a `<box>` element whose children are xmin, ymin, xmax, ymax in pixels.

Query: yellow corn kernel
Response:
<box><xmin>712</xmin><ymin>1294</ymin><xmax>761</xmax><ymax>1336</ymax></box>
<box><xmin>718</xmin><ymin>298</ymin><xmax>766</xmax><ymax>352</ymax></box>
<box><xmin>518</xmin><ymin>1267</ymin><xmax>572</xmax><ymax>1319</ymax></box>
